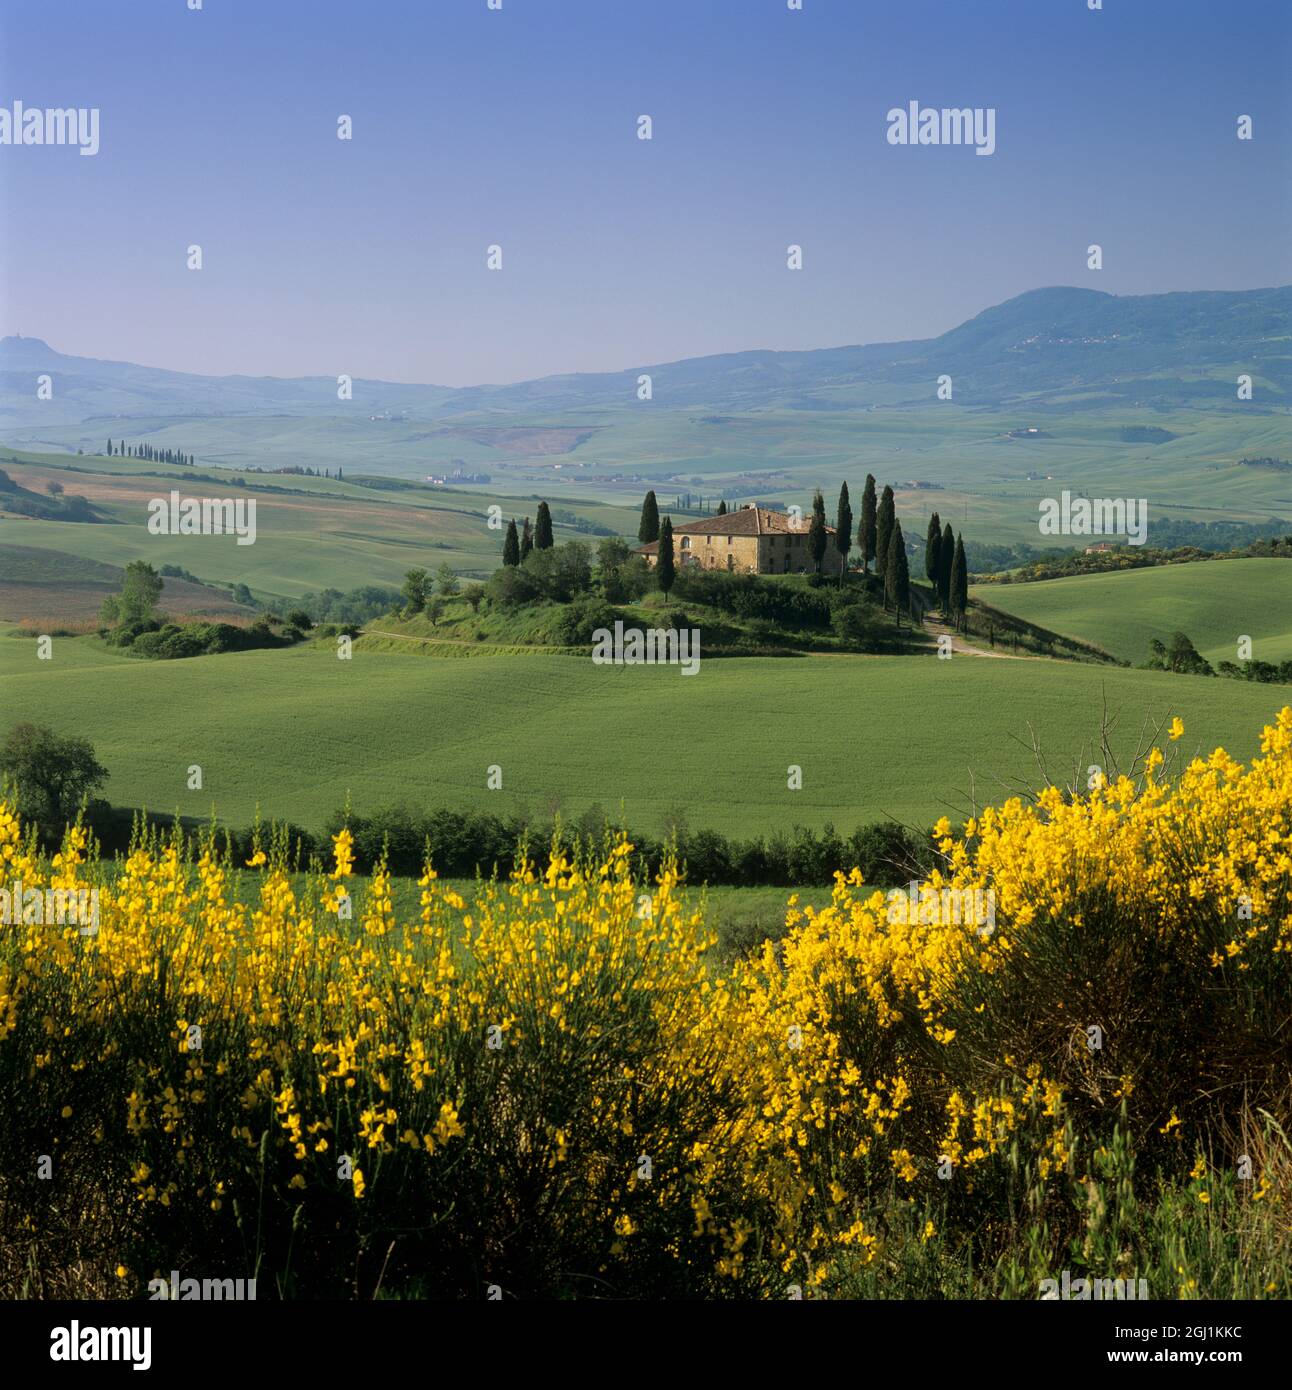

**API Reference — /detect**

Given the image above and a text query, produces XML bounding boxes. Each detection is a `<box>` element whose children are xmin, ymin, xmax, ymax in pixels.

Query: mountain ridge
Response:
<box><xmin>3</xmin><ymin>284</ymin><xmax>1289</xmax><ymax>428</ymax></box>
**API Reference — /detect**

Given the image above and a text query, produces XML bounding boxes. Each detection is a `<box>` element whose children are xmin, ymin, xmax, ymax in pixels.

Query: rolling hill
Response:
<box><xmin>1</xmin><ymin>633</ymin><xmax>1283</xmax><ymax>838</ymax></box>
<box><xmin>971</xmin><ymin>557</ymin><xmax>1292</xmax><ymax>666</ymax></box>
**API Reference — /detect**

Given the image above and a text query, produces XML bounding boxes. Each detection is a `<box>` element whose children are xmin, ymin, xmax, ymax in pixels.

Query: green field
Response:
<box><xmin>0</xmin><ymin>448</ymin><xmax>632</xmax><ymax>601</ymax></box>
<box><xmin>972</xmin><ymin>557</ymin><xmax>1292</xmax><ymax>666</ymax></box>
<box><xmin>2</xmin><ymin>632</ymin><xmax>1285</xmax><ymax>837</ymax></box>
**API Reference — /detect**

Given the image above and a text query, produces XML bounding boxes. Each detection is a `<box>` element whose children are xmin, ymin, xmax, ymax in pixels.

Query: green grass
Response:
<box><xmin>3</xmin><ymin>632</ymin><xmax>1286</xmax><ymax>837</ymax></box>
<box><xmin>972</xmin><ymin>557</ymin><xmax>1292</xmax><ymax>665</ymax></box>
<box><xmin>0</xmin><ymin>449</ymin><xmax>632</xmax><ymax>600</ymax></box>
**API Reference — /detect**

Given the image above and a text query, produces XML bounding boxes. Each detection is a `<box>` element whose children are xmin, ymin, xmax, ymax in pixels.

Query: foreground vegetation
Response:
<box><xmin>2</xmin><ymin>709</ymin><xmax>1290</xmax><ymax>1298</ymax></box>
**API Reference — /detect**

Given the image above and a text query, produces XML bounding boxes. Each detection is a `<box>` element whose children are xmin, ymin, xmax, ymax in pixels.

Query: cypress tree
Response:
<box><xmin>520</xmin><ymin>517</ymin><xmax>533</xmax><ymax>562</ymax></box>
<box><xmin>938</xmin><ymin>520</ymin><xmax>955</xmax><ymax>611</ymax></box>
<box><xmin>716</xmin><ymin>499</ymin><xmax>727</xmax><ymax>516</ymax></box>
<box><xmin>638</xmin><ymin>490</ymin><xmax>660</xmax><ymax>544</ymax></box>
<box><xmin>950</xmin><ymin>534</ymin><xmax>968</xmax><ymax>631</ymax></box>
<box><xmin>106</xmin><ymin>438</ymin><xmax>113</xmax><ymax>456</ymax></box>
<box><xmin>925</xmin><ymin>512</ymin><xmax>941</xmax><ymax>583</ymax></box>
<box><xmin>808</xmin><ymin>491</ymin><xmax>828</xmax><ymax>573</ymax></box>
<box><xmin>886</xmin><ymin>519</ymin><xmax>909</xmax><ymax>625</ymax></box>
<box><xmin>858</xmin><ymin>474</ymin><xmax>877</xmax><ymax>574</ymax></box>
<box><xmin>502</xmin><ymin>519</ymin><xmax>520</xmax><ymax>567</ymax></box>
<box><xmin>657</xmin><ymin>516</ymin><xmax>675</xmax><ymax>596</ymax></box>
<box><xmin>875</xmin><ymin>485</ymin><xmax>895</xmax><ymax>580</ymax></box>
<box><xmin>535</xmin><ymin>501</ymin><xmax>554</xmax><ymax>550</ymax></box>
<box><xmin>834</xmin><ymin>481</ymin><xmax>852</xmax><ymax>577</ymax></box>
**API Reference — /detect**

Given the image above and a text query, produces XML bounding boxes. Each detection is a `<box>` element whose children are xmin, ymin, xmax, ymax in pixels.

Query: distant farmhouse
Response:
<box><xmin>637</xmin><ymin>503</ymin><xmax>845</xmax><ymax>576</ymax></box>
<box><xmin>426</xmin><ymin>466</ymin><xmax>491</xmax><ymax>486</ymax></box>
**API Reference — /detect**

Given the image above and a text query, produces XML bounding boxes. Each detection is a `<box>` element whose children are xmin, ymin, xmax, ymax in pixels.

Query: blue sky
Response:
<box><xmin>2</xmin><ymin>0</ymin><xmax>1289</xmax><ymax>385</ymax></box>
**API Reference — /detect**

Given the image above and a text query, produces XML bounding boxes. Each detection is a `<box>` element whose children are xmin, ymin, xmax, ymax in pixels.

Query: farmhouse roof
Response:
<box><xmin>636</xmin><ymin>505</ymin><xmax>832</xmax><ymax>553</ymax></box>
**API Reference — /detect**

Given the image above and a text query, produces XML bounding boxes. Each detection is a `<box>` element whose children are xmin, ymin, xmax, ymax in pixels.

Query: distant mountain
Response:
<box><xmin>2</xmin><ymin>285</ymin><xmax>1289</xmax><ymax>431</ymax></box>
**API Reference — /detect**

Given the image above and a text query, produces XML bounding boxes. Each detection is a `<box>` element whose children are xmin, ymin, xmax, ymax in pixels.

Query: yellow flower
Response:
<box><xmin>1168</xmin><ymin>716</ymin><xmax>1185</xmax><ymax>742</ymax></box>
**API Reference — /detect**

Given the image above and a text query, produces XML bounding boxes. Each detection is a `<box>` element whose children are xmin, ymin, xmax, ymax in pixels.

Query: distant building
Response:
<box><xmin>1083</xmin><ymin>542</ymin><xmax>1116</xmax><ymax>554</ymax></box>
<box><xmin>426</xmin><ymin>467</ymin><xmax>491</xmax><ymax>486</ymax></box>
<box><xmin>636</xmin><ymin>504</ymin><xmax>845</xmax><ymax>575</ymax></box>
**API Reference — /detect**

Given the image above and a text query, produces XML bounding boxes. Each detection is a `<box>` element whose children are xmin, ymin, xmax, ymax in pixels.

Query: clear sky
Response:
<box><xmin>2</xmin><ymin>0</ymin><xmax>1289</xmax><ymax>385</ymax></box>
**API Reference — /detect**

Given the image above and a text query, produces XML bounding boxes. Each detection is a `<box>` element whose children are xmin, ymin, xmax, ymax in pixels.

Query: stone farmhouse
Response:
<box><xmin>636</xmin><ymin>504</ymin><xmax>846</xmax><ymax>576</ymax></box>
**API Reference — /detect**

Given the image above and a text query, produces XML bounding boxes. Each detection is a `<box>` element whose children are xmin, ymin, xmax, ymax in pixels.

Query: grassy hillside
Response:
<box><xmin>0</xmin><ymin>448</ymin><xmax>632</xmax><ymax>601</ymax></box>
<box><xmin>2</xmin><ymin>632</ymin><xmax>1283</xmax><ymax>837</ymax></box>
<box><xmin>0</xmin><ymin>542</ymin><xmax>252</xmax><ymax>626</ymax></box>
<box><xmin>971</xmin><ymin>557</ymin><xmax>1292</xmax><ymax>665</ymax></box>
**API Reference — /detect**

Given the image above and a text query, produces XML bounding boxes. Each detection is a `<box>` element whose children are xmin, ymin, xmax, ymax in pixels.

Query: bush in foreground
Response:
<box><xmin>1</xmin><ymin>710</ymin><xmax>1290</xmax><ymax>1298</ymax></box>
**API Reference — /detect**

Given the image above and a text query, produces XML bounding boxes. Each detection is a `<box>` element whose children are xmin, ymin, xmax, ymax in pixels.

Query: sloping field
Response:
<box><xmin>0</xmin><ymin>542</ymin><xmax>252</xmax><ymax>623</ymax></box>
<box><xmin>1</xmin><ymin>634</ymin><xmax>1283</xmax><ymax>837</ymax></box>
<box><xmin>972</xmin><ymin>558</ymin><xmax>1292</xmax><ymax>666</ymax></box>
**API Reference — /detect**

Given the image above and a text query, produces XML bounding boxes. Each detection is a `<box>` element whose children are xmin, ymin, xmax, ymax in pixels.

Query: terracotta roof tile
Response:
<box><xmin>634</xmin><ymin>506</ymin><xmax>833</xmax><ymax>553</ymax></box>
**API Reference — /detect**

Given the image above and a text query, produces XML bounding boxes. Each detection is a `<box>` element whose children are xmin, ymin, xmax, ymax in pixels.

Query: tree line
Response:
<box><xmin>106</xmin><ymin>439</ymin><xmax>195</xmax><ymax>467</ymax></box>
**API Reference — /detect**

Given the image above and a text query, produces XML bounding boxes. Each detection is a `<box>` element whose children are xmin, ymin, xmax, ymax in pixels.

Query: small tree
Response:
<box><xmin>716</xmin><ymin>499</ymin><xmax>728</xmax><ymax>516</ymax></box>
<box><xmin>925</xmin><ymin>511</ymin><xmax>941</xmax><ymax>583</ymax></box>
<box><xmin>117</xmin><ymin>560</ymin><xmax>163</xmax><ymax>624</ymax></box>
<box><xmin>46</xmin><ymin>480</ymin><xmax>64</xmax><ymax>496</ymax></box>
<box><xmin>425</xmin><ymin>595</ymin><xmax>446</xmax><ymax>627</ymax></box>
<box><xmin>463</xmin><ymin>583</ymin><xmax>485</xmax><ymax>614</ymax></box>
<box><xmin>657</xmin><ymin>516</ymin><xmax>675</xmax><ymax>596</ymax></box>
<box><xmin>808</xmin><ymin>491</ymin><xmax>828</xmax><ymax>574</ymax></box>
<box><xmin>875</xmin><ymin>485</ymin><xmax>895</xmax><ymax>581</ymax></box>
<box><xmin>502</xmin><ymin>520</ymin><xmax>520</xmax><ymax>567</ymax></box>
<box><xmin>286</xmin><ymin>608</ymin><xmax>313</xmax><ymax>631</ymax></box>
<box><xmin>0</xmin><ymin>723</ymin><xmax>108</xmax><ymax>843</ymax></box>
<box><xmin>520</xmin><ymin>517</ymin><xmax>534</xmax><ymax>562</ymax></box>
<box><xmin>638</xmin><ymin>490</ymin><xmax>660</xmax><ymax>544</ymax></box>
<box><xmin>435</xmin><ymin>562</ymin><xmax>459</xmax><ymax>596</ymax></box>
<box><xmin>834</xmin><ymin>481</ymin><xmax>853</xmax><ymax>579</ymax></box>
<box><xmin>535</xmin><ymin>501</ymin><xmax>554</xmax><ymax>550</ymax></box>
<box><xmin>596</xmin><ymin>536</ymin><xmax>632</xmax><ymax>600</ymax></box>
<box><xmin>950</xmin><ymin>533</ymin><xmax>968</xmax><ymax>630</ymax></box>
<box><xmin>401</xmin><ymin>568</ymin><xmax>429</xmax><ymax>612</ymax></box>
<box><xmin>859</xmin><ymin>474</ymin><xmax>877</xmax><ymax>574</ymax></box>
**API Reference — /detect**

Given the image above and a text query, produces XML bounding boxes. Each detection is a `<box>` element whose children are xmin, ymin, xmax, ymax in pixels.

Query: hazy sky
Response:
<box><xmin>2</xmin><ymin>0</ymin><xmax>1289</xmax><ymax>385</ymax></box>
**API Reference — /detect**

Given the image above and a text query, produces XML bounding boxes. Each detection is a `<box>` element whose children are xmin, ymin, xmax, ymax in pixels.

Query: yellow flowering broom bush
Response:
<box><xmin>1</xmin><ymin>710</ymin><xmax>1290</xmax><ymax>1298</ymax></box>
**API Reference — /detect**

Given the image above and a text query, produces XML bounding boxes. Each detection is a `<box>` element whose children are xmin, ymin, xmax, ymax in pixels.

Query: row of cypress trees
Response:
<box><xmin>501</xmin><ymin>500</ymin><xmax>554</xmax><ymax>566</ymax></box>
<box><xmin>106</xmin><ymin>439</ymin><xmax>195</xmax><ymax>466</ymax></box>
<box><xmin>923</xmin><ymin>509</ymin><xmax>969</xmax><ymax>629</ymax></box>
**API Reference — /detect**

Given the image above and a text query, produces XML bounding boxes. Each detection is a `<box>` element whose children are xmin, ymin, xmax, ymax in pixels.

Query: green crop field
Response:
<box><xmin>2</xmin><ymin>631</ymin><xmax>1285</xmax><ymax>838</ymax></box>
<box><xmin>0</xmin><ymin>448</ymin><xmax>634</xmax><ymax>602</ymax></box>
<box><xmin>972</xmin><ymin>557</ymin><xmax>1292</xmax><ymax>666</ymax></box>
